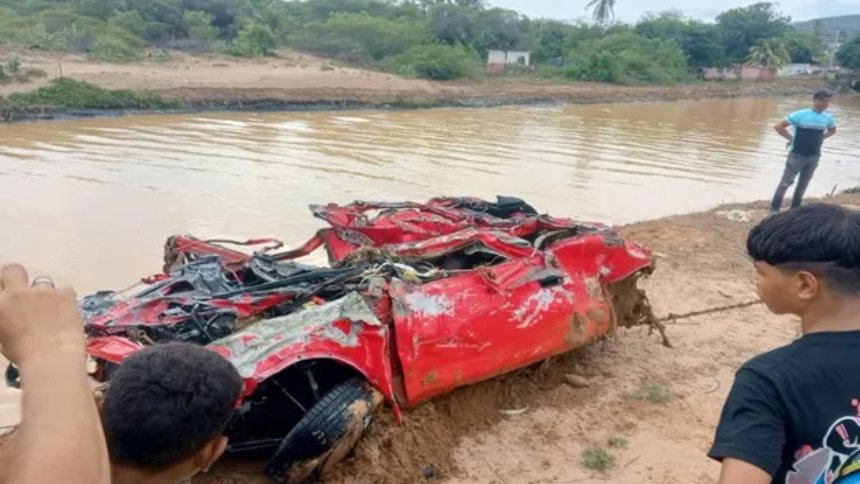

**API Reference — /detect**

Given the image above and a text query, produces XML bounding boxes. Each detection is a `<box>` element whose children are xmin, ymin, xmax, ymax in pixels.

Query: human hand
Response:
<box><xmin>0</xmin><ymin>264</ymin><xmax>84</xmax><ymax>367</ymax></box>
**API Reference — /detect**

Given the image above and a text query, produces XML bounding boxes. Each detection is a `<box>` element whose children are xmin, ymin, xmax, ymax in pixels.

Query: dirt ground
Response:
<box><xmin>0</xmin><ymin>48</ymin><xmax>830</xmax><ymax>108</ymax></box>
<box><xmin>3</xmin><ymin>193</ymin><xmax>857</xmax><ymax>482</ymax></box>
<box><xmin>190</xmin><ymin>193</ymin><xmax>859</xmax><ymax>484</ymax></box>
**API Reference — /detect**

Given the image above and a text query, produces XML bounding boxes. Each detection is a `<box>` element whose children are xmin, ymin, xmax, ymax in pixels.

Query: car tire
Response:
<box><xmin>264</xmin><ymin>377</ymin><xmax>382</xmax><ymax>484</ymax></box>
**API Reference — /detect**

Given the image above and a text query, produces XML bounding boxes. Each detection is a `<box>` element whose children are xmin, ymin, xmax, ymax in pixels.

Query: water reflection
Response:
<box><xmin>0</xmin><ymin>95</ymin><xmax>858</xmax><ymax>291</ymax></box>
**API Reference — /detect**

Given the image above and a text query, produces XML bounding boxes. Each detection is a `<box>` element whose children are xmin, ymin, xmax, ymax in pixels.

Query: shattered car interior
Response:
<box><xmin>6</xmin><ymin>196</ymin><xmax>662</xmax><ymax>483</ymax></box>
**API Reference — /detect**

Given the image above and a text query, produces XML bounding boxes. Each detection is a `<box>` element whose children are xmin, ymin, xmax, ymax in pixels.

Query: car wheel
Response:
<box><xmin>265</xmin><ymin>377</ymin><xmax>383</xmax><ymax>484</ymax></box>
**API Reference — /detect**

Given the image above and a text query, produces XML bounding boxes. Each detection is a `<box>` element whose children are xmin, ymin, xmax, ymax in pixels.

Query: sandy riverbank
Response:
<box><xmin>0</xmin><ymin>48</ymin><xmax>835</xmax><ymax>118</ymax></box>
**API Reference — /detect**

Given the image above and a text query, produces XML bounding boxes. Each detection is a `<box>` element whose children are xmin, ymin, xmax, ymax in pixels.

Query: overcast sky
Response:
<box><xmin>487</xmin><ymin>0</ymin><xmax>860</xmax><ymax>22</ymax></box>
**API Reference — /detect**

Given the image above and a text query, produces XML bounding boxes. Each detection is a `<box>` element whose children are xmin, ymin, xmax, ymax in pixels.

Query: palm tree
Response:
<box><xmin>747</xmin><ymin>38</ymin><xmax>792</xmax><ymax>69</ymax></box>
<box><xmin>586</xmin><ymin>0</ymin><xmax>616</xmax><ymax>26</ymax></box>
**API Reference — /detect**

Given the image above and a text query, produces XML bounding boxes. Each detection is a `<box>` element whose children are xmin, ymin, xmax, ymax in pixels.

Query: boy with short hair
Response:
<box><xmin>102</xmin><ymin>342</ymin><xmax>243</xmax><ymax>484</ymax></box>
<box><xmin>710</xmin><ymin>203</ymin><xmax>860</xmax><ymax>484</ymax></box>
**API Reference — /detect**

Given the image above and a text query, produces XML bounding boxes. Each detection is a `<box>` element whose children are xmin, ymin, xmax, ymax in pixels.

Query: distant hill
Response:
<box><xmin>794</xmin><ymin>15</ymin><xmax>860</xmax><ymax>39</ymax></box>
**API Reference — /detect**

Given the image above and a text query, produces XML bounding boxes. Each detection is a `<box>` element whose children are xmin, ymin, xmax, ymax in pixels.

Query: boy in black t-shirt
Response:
<box><xmin>710</xmin><ymin>204</ymin><xmax>860</xmax><ymax>484</ymax></box>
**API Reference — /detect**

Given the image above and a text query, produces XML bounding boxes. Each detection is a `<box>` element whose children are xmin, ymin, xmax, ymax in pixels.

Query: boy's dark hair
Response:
<box><xmin>814</xmin><ymin>90</ymin><xmax>833</xmax><ymax>100</ymax></box>
<box><xmin>102</xmin><ymin>342</ymin><xmax>242</xmax><ymax>470</ymax></box>
<box><xmin>748</xmin><ymin>203</ymin><xmax>860</xmax><ymax>295</ymax></box>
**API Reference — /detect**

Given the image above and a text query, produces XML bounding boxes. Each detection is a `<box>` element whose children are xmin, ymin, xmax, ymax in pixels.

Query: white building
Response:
<box><xmin>487</xmin><ymin>50</ymin><xmax>531</xmax><ymax>72</ymax></box>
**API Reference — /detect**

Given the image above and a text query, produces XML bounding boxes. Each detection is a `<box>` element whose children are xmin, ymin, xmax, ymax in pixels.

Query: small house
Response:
<box><xmin>487</xmin><ymin>50</ymin><xmax>531</xmax><ymax>73</ymax></box>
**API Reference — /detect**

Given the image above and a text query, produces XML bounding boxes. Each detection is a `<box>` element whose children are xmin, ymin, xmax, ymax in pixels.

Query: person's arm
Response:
<box><xmin>0</xmin><ymin>264</ymin><xmax>110</xmax><ymax>484</ymax></box>
<box><xmin>775</xmin><ymin>110</ymin><xmax>802</xmax><ymax>146</ymax></box>
<box><xmin>774</xmin><ymin>119</ymin><xmax>793</xmax><ymax>145</ymax></box>
<box><xmin>709</xmin><ymin>366</ymin><xmax>786</xmax><ymax>484</ymax></box>
<box><xmin>824</xmin><ymin>126</ymin><xmax>837</xmax><ymax>139</ymax></box>
<box><xmin>718</xmin><ymin>458</ymin><xmax>772</xmax><ymax>484</ymax></box>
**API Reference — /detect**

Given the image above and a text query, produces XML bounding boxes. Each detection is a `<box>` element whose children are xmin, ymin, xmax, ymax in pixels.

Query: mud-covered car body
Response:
<box><xmin>57</xmin><ymin>197</ymin><xmax>656</xmax><ymax>480</ymax></box>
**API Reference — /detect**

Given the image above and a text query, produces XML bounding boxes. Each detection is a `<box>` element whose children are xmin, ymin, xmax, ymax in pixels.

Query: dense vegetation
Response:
<box><xmin>0</xmin><ymin>77</ymin><xmax>179</xmax><ymax>120</ymax></box>
<box><xmin>837</xmin><ymin>36</ymin><xmax>860</xmax><ymax>69</ymax></box>
<box><xmin>0</xmin><ymin>0</ymin><xmax>851</xmax><ymax>84</ymax></box>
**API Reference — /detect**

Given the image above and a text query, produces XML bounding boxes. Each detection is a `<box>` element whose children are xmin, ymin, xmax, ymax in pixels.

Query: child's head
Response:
<box><xmin>747</xmin><ymin>203</ymin><xmax>860</xmax><ymax>315</ymax></box>
<box><xmin>102</xmin><ymin>342</ymin><xmax>242</xmax><ymax>481</ymax></box>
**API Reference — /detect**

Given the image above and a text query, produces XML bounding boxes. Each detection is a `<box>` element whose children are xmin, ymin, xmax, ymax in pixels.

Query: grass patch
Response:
<box><xmin>5</xmin><ymin>77</ymin><xmax>179</xmax><ymax>109</ymax></box>
<box><xmin>581</xmin><ymin>447</ymin><xmax>615</xmax><ymax>472</ymax></box>
<box><xmin>607</xmin><ymin>436</ymin><xmax>628</xmax><ymax>448</ymax></box>
<box><xmin>1</xmin><ymin>77</ymin><xmax>179</xmax><ymax>120</ymax></box>
<box><xmin>626</xmin><ymin>384</ymin><xmax>674</xmax><ymax>404</ymax></box>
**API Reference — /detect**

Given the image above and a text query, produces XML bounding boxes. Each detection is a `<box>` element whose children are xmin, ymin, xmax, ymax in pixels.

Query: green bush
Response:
<box><xmin>384</xmin><ymin>43</ymin><xmax>480</xmax><ymax>80</ymax></box>
<box><xmin>35</xmin><ymin>6</ymin><xmax>82</xmax><ymax>33</ymax></box>
<box><xmin>564</xmin><ymin>32</ymin><xmax>690</xmax><ymax>84</ymax></box>
<box><xmin>7</xmin><ymin>77</ymin><xmax>179</xmax><ymax>109</ymax></box>
<box><xmin>563</xmin><ymin>51</ymin><xmax>622</xmax><ymax>83</ymax></box>
<box><xmin>184</xmin><ymin>10</ymin><xmax>218</xmax><ymax>43</ymax></box>
<box><xmin>107</xmin><ymin>11</ymin><xmax>147</xmax><ymax>38</ymax></box>
<box><xmin>91</xmin><ymin>21</ymin><xmax>147</xmax><ymax>62</ymax></box>
<box><xmin>233</xmin><ymin>22</ymin><xmax>278</xmax><ymax>57</ymax></box>
<box><xmin>581</xmin><ymin>447</ymin><xmax>615</xmax><ymax>472</ymax></box>
<box><xmin>837</xmin><ymin>36</ymin><xmax>860</xmax><ymax>69</ymax></box>
<box><xmin>289</xmin><ymin>13</ymin><xmax>429</xmax><ymax>62</ymax></box>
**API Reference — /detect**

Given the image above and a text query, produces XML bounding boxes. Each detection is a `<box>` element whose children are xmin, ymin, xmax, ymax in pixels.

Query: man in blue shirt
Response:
<box><xmin>770</xmin><ymin>91</ymin><xmax>837</xmax><ymax>213</ymax></box>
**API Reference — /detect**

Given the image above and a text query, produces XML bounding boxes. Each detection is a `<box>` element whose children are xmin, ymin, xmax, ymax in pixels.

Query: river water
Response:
<box><xmin>0</xmin><ymin>95</ymin><xmax>858</xmax><ymax>291</ymax></box>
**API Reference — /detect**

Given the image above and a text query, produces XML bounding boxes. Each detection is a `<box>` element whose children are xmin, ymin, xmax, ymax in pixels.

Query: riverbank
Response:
<box><xmin>188</xmin><ymin>191</ymin><xmax>857</xmax><ymax>484</ymax></box>
<box><xmin>0</xmin><ymin>48</ymin><xmax>837</xmax><ymax>121</ymax></box>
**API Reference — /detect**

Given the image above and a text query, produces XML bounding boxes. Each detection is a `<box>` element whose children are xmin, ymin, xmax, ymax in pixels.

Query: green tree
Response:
<box><xmin>183</xmin><ymin>10</ymin><xmax>218</xmax><ymax>43</ymax></box>
<box><xmin>107</xmin><ymin>11</ymin><xmax>148</xmax><ymax>38</ymax></box>
<box><xmin>586</xmin><ymin>0</ymin><xmax>616</xmax><ymax>26</ymax></box>
<box><xmin>746</xmin><ymin>38</ymin><xmax>791</xmax><ymax>69</ymax></box>
<box><xmin>289</xmin><ymin>12</ymin><xmax>429</xmax><ymax>62</ymax></box>
<box><xmin>836</xmin><ymin>36</ymin><xmax>860</xmax><ymax>68</ymax></box>
<box><xmin>453</xmin><ymin>0</ymin><xmax>484</xmax><ymax>8</ymax></box>
<box><xmin>234</xmin><ymin>21</ymin><xmax>277</xmax><ymax>56</ymax></box>
<box><xmin>429</xmin><ymin>4</ymin><xmax>474</xmax><ymax>45</ymax></box>
<box><xmin>566</xmin><ymin>32</ymin><xmax>690</xmax><ymax>84</ymax></box>
<box><xmin>180</xmin><ymin>0</ymin><xmax>247</xmax><ymax>38</ymax></box>
<box><xmin>91</xmin><ymin>26</ymin><xmax>146</xmax><ymax>61</ymax></box>
<box><xmin>636</xmin><ymin>12</ymin><xmax>723</xmax><ymax>68</ymax></box>
<box><xmin>77</xmin><ymin>0</ymin><xmax>126</xmax><ymax>21</ymax></box>
<box><xmin>716</xmin><ymin>3</ymin><xmax>790</xmax><ymax>64</ymax></box>
<box><xmin>530</xmin><ymin>20</ymin><xmax>572</xmax><ymax>63</ymax></box>
<box><xmin>471</xmin><ymin>8</ymin><xmax>528</xmax><ymax>53</ymax></box>
<box><xmin>781</xmin><ymin>30</ymin><xmax>823</xmax><ymax>64</ymax></box>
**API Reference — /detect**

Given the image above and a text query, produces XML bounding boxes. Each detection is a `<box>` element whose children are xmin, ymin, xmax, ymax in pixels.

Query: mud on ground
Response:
<box><xmin>198</xmin><ymin>193</ymin><xmax>860</xmax><ymax>484</ymax></box>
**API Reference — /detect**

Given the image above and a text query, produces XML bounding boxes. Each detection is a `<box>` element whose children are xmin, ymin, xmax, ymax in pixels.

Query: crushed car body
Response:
<box><xmin>30</xmin><ymin>196</ymin><xmax>660</xmax><ymax>482</ymax></box>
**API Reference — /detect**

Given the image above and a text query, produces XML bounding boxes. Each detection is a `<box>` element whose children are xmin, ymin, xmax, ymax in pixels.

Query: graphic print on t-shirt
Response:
<box><xmin>787</xmin><ymin>400</ymin><xmax>860</xmax><ymax>484</ymax></box>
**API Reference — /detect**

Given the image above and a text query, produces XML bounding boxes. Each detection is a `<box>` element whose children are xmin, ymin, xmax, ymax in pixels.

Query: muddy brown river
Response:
<box><xmin>0</xmin><ymin>95</ymin><xmax>858</xmax><ymax>292</ymax></box>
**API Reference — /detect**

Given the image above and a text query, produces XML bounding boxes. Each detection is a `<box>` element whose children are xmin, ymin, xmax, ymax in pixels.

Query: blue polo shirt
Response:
<box><xmin>787</xmin><ymin>108</ymin><xmax>836</xmax><ymax>157</ymax></box>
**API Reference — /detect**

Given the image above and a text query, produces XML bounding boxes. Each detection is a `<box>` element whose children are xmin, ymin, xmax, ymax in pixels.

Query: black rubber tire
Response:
<box><xmin>264</xmin><ymin>377</ymin><xmax>380</xmax><ymax>484</ymax></box>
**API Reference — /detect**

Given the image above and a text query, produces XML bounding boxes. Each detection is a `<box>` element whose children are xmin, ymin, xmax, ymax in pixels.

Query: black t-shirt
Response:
<box><xmin>709</xmin><ymin>331</ymin><xmax>860</xmax><ymax>484</ymax></box>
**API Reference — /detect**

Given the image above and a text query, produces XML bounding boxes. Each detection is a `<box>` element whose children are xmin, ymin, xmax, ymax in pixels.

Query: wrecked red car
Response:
<box><xmin>8</xmin><ymin>196</ymin><xmax>659</xmax><ymax>483</ymax></box>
